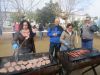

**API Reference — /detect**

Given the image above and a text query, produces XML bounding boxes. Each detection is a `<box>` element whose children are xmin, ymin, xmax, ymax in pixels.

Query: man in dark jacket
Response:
<box><xmin>38</xmin><ymin>23</ymin><xmax>44</xmax><ymax>40</ymax></box>
<box><xmin>47</xmin><ymin>18</ymin><xmax>63</xmax><ymax>62</ymax></box>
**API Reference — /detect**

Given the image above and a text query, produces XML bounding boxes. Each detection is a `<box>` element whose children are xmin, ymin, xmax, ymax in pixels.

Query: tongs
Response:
<box><xmin>13</xmin><ymin>39</ymin><xmax>27</xmax><ymax>62</ymax></box>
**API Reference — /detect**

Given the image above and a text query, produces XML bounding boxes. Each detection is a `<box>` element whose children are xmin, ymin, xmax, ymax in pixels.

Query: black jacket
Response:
<box><xmin>13</xmin><ymin>32</ymin><xmax>36</xmax><ymax>54</ymax></box>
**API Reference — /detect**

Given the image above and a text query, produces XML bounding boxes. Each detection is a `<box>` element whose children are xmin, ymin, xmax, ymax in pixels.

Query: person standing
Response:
<box><xmin>80</xmin><ymin>17</ymin><xmax>95</xmax><ymax>49</ymax></box>
<box><xmin>32</xmin><ymin>25</ymin><xmax>37</xmax><ymax>33</ymax></box>
<box><xmin>12</xmin><ymin>22</ymin><xmax>20</xmax><ymax>37</ymax></box>
<box><xmin>47</xmin><ymin>18</ymin><xmax>63</xmax><ymax>62</ymax></box>
<box><xmin>0</xmin><ymin>25</ymin><xmax>2</xmax><ymax>43</ymax></box>
<box><xmin>60</xmin><ymin>23</ymin><xmax>76</xmax><ymax>51</ymax></box>
<box><xmin>38</xmin><ymin>22</ymin><xmax>44</xmax><ymax>40</ymax></box>
<box><xmin>12</xmin><ymin>20</ymin><xmax>36</xmax><ymax>54</ymax></box>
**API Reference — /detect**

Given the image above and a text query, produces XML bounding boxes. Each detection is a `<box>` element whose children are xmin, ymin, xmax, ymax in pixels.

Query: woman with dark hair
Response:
<box><xmin>60</xmin><ymin>23</ymin><xmax>76</xmax><ymax>51</ymax></box>
<box><xmin>12</xmin><ymin>20</ymin><xmax>36</xmax><ymax>54</ymax></box>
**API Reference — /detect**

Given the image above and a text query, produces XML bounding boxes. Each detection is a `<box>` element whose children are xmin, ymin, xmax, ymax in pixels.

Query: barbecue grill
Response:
<box><xmin>0</xmin><ymin>52</ymin><xmax>60</xmax><ymax>75</ymax></box>
<box><xmin>57</xmin><ymin>48</ymin><xmax>100</xmax><ymax>75</ymax></box>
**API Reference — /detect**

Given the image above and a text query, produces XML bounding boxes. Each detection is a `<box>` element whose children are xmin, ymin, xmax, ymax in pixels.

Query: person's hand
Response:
<box><xmin>53</xmin><ymin>33</ymin><xmax>57</xmax><ymax>36</ymax></box>
<box><xmin>12</xmin><ymin>43</ymin><xmax>19</xmax><ymax>50</ymax></box>
<box><xmin>65</xmin><ymin>43</ymin><xmax>68</xmax><ymax>46</ymax></box>
<box><xmin>25</xmin><ymin>36</ymin><xmax>29</xmax><ymax>40</ymax></box>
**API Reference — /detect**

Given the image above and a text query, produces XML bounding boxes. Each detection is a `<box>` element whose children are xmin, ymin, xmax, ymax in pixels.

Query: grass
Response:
<box><xmin>0</xmin><ymin>35</ymin><xmax>50</xmax><ymax>57</ymax></box>
<box><xmin>0</xmin><ymin>33</ymin><xmax>100</xmax><ymax>57</ymax></box>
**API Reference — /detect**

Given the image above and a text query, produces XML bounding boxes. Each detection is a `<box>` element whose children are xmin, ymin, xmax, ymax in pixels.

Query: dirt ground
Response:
<box><xmin>0</xmin><ymin>33</ymin><xmax>50</xmax><ymax>57</ymax></box>
<box><xmin>0</xmin><ymin>33</ymin><xmax>100</xmax><ymax>57</ymax></box>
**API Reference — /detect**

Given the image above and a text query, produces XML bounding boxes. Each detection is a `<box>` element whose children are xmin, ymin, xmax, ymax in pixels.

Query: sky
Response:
<box><xmin>0</xmin><ymin>0</ymin><xmax>50</xmax><ymax>12</ymax></box>
<box><xmin>31</xmin><ymin>0</ymin><xmax>50</xmax><ymax>10</ymax></box>
<box><xmin>1</xmin><ymin>0</ymin><xmax>100</xmax><ymax>17</ymax></box>
<box><xmin>85</xmin><ymin>0</ymin><xmax>100</xmax><ymax>17</ymax></box>
<box><xmin>38</xmin><ymin>0</ymin><xmax>100</xmax><ymax>17</ymax></box>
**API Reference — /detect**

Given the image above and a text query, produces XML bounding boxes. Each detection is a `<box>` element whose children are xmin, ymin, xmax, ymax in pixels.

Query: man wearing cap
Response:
<box><xmin>80</xmin><ymin>17</ymin><xmax>94</xmax><ymax>49</ymax></box>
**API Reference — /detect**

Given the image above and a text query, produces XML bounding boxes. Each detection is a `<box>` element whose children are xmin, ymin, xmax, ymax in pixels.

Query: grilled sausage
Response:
<box><xmin>69</xmin><ymin>52</ymin><xmax>78</xmax><ymax>57</ymax></box>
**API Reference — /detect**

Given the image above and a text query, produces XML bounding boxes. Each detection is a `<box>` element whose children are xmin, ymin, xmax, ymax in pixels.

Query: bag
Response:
<box><xmin>90</xmin><ymin>25</ymin><xmax>99</xmax><ymax>32</ymax></box>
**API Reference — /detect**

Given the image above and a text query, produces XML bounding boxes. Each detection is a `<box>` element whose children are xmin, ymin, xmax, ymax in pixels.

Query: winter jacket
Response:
<box><xmin>12</xmin><ymin>31</ymin><xmax>36</xmax><ymax>54</ymax></box>
<box><xmin>47</xmin><ymin>25</ymin><xmax>63</xmax><ymax>43</ymax></box>
<box><xmin>60</xmin><ymin>30</ymin><xmax>76</xmax><ymax>51</ymax></box>
<box><xmin>81</xmin><ymin>24</ymin><xmax>94</xmax><ymax>40</ymax></box>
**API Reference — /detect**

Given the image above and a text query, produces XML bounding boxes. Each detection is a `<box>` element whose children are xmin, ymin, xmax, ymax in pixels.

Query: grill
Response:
<box><xmin>0</xmin><ymin>52</ymin><xmax>60</xmax><ymax>75</ymax></box>
<box><xmin>57</xmin><ymin>48</ymin><xmax>100</xmax><ymax>75</ymax></box>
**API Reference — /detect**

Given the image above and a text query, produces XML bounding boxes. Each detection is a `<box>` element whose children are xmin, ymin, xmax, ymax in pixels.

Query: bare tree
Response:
<box><xmin>9</xmin><ymin>0</ymin><xmax>42</xmax><ymax>13</ymax></box>
<box><xmin>0</xmin><ymin>0</ymin><xmax>10</xmax><ymax>32</ymax></box>
<box><xmin>8</xmin><ymin>0</ymin><xmax>42</xmax><ymax>21</ymax></box>
<box><xmin>58</xmin><ymin>0</ymin><xmax>94</xmax><ymax>20</ymax></box>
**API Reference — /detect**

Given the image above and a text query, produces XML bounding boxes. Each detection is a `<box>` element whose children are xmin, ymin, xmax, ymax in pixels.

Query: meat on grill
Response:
<box><xmin>17</xmin><ymin>60</ymin><xmax>24</xmax><ymax>65</ymax></box>
<box><xmin>45</xmin><ymin>60</ymin><xmax>50</xmax><ymax>64</ymax></box>
<box><xmin>32</xmin><ymin>63</ymin><xmax>36</xmax><ymax>68</ymax></box>
<box><xmin>22</xmin><ymin>61</ymin><xmax>28</xmax><ymax>65</ymax></box>
<box><xmin>26</xmin><ymin>63</ymin><xmax>33</xmax><ymax>69</ymax></box>
<box><xmin>11</xmin><ymin>62</ymin><xmax>17</xmax><ymax>67</ymax></box>
<box><xmin>4</xmin><ymin>62</ymin><xmax>11</xmax><ymax>67</ymax></box>
<box><xmin>28</xmin><ymin>60</ymin><xmax>33</xmax><ymax>64</ymax></box>
<box><xmin>20</xmin><ymin>65</ymin><xmax>26</xmax><ymax>70</ymax></box>
<box><xmin>7</xmin><ymin>66</ymin><xmax>15</xmax><ymax>72</ymax></box>
<box><xmin>31</xmin><ymin>59</ymin><xmax>38</xmax><ymax>64</ymax></box>
<box><xmin>0</xmin><ymin>68</ymin><xmax>7</xmax><ymax>73</ymax></box>
<box><xmin>14</xmin><ymin>65</ymin><xmax>21</xmax><ymax>71</ymax></box>
<box><xmin>41</xmin><ymin>61</ymin><xmax>46</xmax><ymax>65</ymax></box>
<box><xmin>38</xmin><ymin>58</ymin><xmax>44</xmax><ymax>62</ymax></box>
<box><xmin>67</xmin><ymin>50</ymin><xmax>90</xmax><ymax>57</ymax></box>
<box><xmin>0</xmin><ymin>56</ymin><xmax>51</xmax><ymax>73</ymax></box>
<box><xmin>42</xmin><ymin>56</ymin><xmax>49</xmax><ymax>60</ymax></box>
<box><xmin>36</xmin><ymin>62</ymin><xmax>42</xmax><ymax>67</ymax></box>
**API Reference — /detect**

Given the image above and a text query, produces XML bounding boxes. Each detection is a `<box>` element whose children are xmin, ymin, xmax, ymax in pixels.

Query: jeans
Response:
<box><xmin>49</xmin><ymin>42</ymin><xmax>61</xmax><ymax>62</ymax></box>
<box><xmin>82</xmin><ymin>39</ymin><xmax>93</xmax><ymax>49</ymax></box>
<box><xmin>39</xmin><ymin>31</ymin><xmax>43</xmax><ymax>40</ymax></box>
<box><xmin>0</xmin><ymin>27</ymin><xmax>2</xmax><ymax>36</ymax></box>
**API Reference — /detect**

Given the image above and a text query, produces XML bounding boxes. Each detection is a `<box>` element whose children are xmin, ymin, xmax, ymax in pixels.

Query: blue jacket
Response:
<box><xmin>47</xmin><ymin>25</ymin><xmax>63</xmax><ymax>43</ymax></box>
